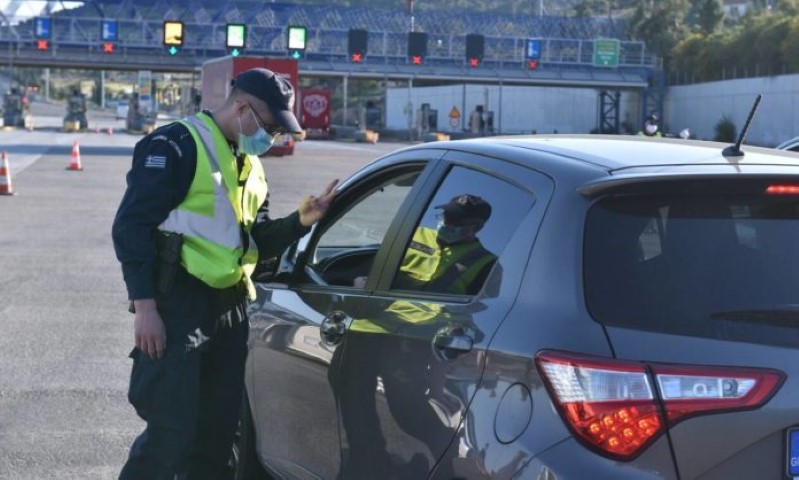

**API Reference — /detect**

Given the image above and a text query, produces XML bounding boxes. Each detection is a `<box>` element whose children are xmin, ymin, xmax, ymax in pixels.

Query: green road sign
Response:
<box><xmin>593</xmin><ymin>39</ymin><xmax>619</xmax><ymax>67</ymax></box>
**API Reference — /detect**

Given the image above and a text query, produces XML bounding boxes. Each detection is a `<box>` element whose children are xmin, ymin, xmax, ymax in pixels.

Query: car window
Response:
<box><xmin>307</xmin><ymin>169</ymin><xmax>422</xmax><ymax>286</ymax></box>
<box><xmin>390</xmin><ymin>165</ymin><xmax>534</xmax><ymax>296</ymax></box>
<box><xmin>585</xmin><ymin>194</ymin><xmax>799</xmax><ymax>347</ymax></box>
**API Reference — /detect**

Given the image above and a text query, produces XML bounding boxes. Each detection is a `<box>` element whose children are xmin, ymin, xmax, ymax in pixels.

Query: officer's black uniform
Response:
<box><xmin>112</xmin><ymin>115</ymin><xmax>309</xmax><ymax>480</ymax></box>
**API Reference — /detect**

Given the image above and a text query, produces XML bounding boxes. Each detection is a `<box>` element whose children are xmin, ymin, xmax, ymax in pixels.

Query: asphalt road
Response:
<box><xmin>0</xmin><ymin>118</ymin><xmax>405</xmax><ymax>480</ymax></box>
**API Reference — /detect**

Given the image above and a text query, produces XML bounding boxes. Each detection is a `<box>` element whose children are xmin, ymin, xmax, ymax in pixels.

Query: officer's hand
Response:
<box><xmin>298</xmin><ymin>179</ymin><xmax>339</xmax><ymax>227</ymax></box>
<box><xmin>133</xmin><ymin>299</ymin><xmax>166</xmax><ymax>360</ymax></box>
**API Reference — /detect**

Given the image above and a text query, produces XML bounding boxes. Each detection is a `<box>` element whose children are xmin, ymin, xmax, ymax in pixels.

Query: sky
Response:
<box><xmin>0</xmin><ymin>0</ymin><xmax>83</xmax><ymax>23</ymax></box>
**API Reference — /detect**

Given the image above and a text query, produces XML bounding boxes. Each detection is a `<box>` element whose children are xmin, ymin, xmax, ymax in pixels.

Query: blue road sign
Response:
<box><xmin>101</xmin><ymin>20</ymin><xmax>118</xmax><ymax>42</ymax></box>
<box><xmin>34</xmin><ymin>17</ymin><xmax>51</xmax><ymax>39</ymax></box>
<box><xmin>526</xmin><ymin>38</ymin><xmax>542</xmax><ymax>60</ymax></box>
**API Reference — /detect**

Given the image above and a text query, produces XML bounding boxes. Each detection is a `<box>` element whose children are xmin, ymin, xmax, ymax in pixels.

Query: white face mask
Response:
<box><xmin>645</xmin><ymin>124</ymin><xmax>658</xmax><ymax>135</ymax></box>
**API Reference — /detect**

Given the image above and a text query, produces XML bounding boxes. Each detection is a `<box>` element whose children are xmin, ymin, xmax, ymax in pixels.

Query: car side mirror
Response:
<box><xmin>252</xmin><ymin>241</ymin><xmax>300</xmax><ymax>284</ymax></box>
<box><xmin>252</xmin><ymin>257</ymin><xmax>281</xmax><ymax>283</ymax></box>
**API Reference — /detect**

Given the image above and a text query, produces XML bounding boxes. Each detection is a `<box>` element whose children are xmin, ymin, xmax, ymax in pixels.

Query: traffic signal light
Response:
<box><xmin>527</xmin><ymin>59</ymin><xmax>539</xmax><ymax>70</ymax></box>
<box><xmin>163</xmin><ymin>21</ymin><xmax>183</xmax><ymax>55</ymax></box>
<box><xmin>465</xmin><ymin>33</ymin><xmax>484</xmax><ymax>67</ymax></box>
<box><xmin>226</xmin><ymin>23</ymin><xmax>246</xmax><ymax>57</ymax></box>
<box><xmin>34</xmin><ymin>17</ymin><xmax>51</xmax><ymax>51</ymax></box>
<box><xmin>348</xmin><ymin>29</ymin><xmax>367</xmax><ymax>63</ymax></box>
<box><xmin>408</xmin><ymin>32</ymin><xmax>427</xmax><ymax>65</ymax></box>
<box><xmin>288</xmin><ymin>25</ymin><xmax>307</xmax><ymax>60</ymax></box>
<box><xmin>100</xmin><ymin>20</ymin><xmax>117</xmax><ymax>54</ymax></box>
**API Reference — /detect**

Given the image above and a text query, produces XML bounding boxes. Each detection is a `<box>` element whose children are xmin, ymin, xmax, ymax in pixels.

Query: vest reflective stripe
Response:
<box><xmin>160</xmin><ymin>116</ymin><xmax>242</xmax><ymax>249</ymax></box>
<box><xmin>158</xmin><ymin>113</ymin><xmax>267</xmax><ymax>297</ymax></box>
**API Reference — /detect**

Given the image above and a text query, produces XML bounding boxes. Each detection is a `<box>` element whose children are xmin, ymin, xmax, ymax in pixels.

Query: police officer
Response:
<box><xmin>638</xmin><ymin>114</ymin><xmax>662</xmax><ymax>137</ymax></box>
<box><xmin>112</xmin><ymin>68</ymin><xmax>338</xmax><ymax>480</ymax></box>
<box><xmin>395</xmin><ymin>194</ymin><xmax>496</xmax><ymax>295</ymax></box>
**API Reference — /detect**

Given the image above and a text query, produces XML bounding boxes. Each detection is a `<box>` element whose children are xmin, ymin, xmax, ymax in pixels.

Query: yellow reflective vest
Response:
<box><xmin>158</xmin><ymin>112</ymin><xmax>268</xmax><ymax>300</ymax></box>
<box><xmin>395</xmin><ymin>227</ymin><xmax>496</xmax><ymax>295</ymax></box>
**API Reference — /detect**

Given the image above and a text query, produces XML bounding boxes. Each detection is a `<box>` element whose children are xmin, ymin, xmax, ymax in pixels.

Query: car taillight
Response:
<box><xmin>653</xmin><ymin>364</ymin><xmax>784</xmax><ymax>423</ymax></box>
<box><xmin>766</xmin><ymin>184</ymin><xmax>799</xmax><ymax>195</ymax></box>
<box><xmin>536</xmin><ymin>351</ymin><xmax>785</xmax><ymax>461</ymax></box>
<box><xmin>536</xmin><ymin>352</ymin><xmax>664</xmax><ymax>459</ymax></box>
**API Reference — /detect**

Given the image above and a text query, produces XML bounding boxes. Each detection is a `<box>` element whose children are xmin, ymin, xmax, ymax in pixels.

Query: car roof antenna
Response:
<box><xmin>722</xmin><ymin>94</ymin><xmax>762</xmax><ymax>158</ymax></box>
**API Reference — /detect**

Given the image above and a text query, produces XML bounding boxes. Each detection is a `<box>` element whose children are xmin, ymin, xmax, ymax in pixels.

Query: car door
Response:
<box><xmin>246</xmin><ymin>152</ymin><xmax>443</xmax><ymax>479</ymax></box>
<box><xmin>334</xmin><ymin>152</ymin><xmax>553</xmax><ymax>479</ymax></box>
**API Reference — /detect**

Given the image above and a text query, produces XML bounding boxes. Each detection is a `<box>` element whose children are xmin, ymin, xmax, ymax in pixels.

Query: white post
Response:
<box><xmin>44</xmin><ymin>68</ymin><xmax>50</xmax><ymax>101</ymax></box>
<box><xmin>461</xmin><ymin>83</ymin><xmax>466</xmax><ymax>131</ymax></box>
<box><xmin>498</xmin><ymin>80</ymin><xmax>503</xmax><ymax>134</ymax></box>
<box><xmin>342</xmin><ymin>75</ymin><xmax>348</xmax><ymax>126</ymax></box>
<box><xmin>100</xmin><ymin>70</ymin><xmax>105</xmax><ymax>109</ymax></box>
<box><xmin>407</xmin><ymin>77</ymin><xmax>414</xmax><ymax>139</ymax></box>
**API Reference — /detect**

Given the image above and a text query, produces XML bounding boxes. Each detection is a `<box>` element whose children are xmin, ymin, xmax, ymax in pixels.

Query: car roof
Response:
<box><xmin>447</xmin><ymin>135</ymin><xmax>799</xmax><ymax>173</ymax></box>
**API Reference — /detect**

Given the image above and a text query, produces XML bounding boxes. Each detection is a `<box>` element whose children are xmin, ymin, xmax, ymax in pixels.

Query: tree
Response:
<box><xmin>631</xmin><ymin>0</ymin><xmax>691</xmax><ymax>58</ymax></box>
<box><xmin>776</xmin><ymin>0</ymin><xmax>799</xmax><ymax>15</ymax></box>
<box><xmin>573</xmin><ymin>0</ymin><xmax>610</xmax><ymax>17</ymax></box>
<box><xmin>696</xmin><ymin>0</ymin><xmax>724</xmax><ymax>34</ymax></box>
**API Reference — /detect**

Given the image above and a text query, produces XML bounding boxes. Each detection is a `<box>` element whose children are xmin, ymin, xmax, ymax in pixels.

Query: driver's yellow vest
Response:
<box><xmin>158</xmin><ymin>112</ymin><xmax>268</xmax><ymax>300</ymax></box>
<box><xmin>395</xmin><ymin>227</ymin><xmax>496</xmax><ymax>295</ymax></box>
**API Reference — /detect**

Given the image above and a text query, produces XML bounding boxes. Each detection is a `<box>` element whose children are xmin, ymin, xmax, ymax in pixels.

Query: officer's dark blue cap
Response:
<box><xmin>436</xmin><ymin>194</ymin><xmax>492</xmax><ymax>225</ymax></box>
<box><xmin>231</xmin><ymin>68</ymin><xmax>302</xmax><ymax>133</ymax></box>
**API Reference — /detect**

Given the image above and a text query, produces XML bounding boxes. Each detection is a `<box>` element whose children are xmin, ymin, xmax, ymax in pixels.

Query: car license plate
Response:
<box><xmin>788</xmin><ymin>428</ymin><xmax>799</xmax><ymax>477</ymax></box>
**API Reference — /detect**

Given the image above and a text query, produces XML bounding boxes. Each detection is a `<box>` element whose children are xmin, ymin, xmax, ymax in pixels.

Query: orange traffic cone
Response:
<box><xmin>67</xmin><ymin>141</ymin><xmax>83</xmax><ymax>171</ymax></box>
<box><xmin>0</xmin><ymin>151</ymin><xmax>14</xmax><ymax>195</ymax></box>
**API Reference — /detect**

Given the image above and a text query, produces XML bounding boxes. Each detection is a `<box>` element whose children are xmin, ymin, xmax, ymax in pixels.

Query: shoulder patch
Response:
<box><xmin>145</xmin><ymin>155</ymin><xmax>167</xmax><ymax>169</ymax></box>
<box><xmin>150</xmin><ymin>132</ymin><xmax>185</xmax><ymax>158</ymax></box>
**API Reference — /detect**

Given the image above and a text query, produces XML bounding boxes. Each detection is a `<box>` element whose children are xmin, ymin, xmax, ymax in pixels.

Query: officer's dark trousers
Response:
<box><xmin>119</xmin><ymin>269</ymin><xmax>249</xmax><ymax>480</ymax></box>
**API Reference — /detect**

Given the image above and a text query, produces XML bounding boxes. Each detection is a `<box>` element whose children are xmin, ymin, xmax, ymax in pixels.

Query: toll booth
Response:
<box><xmin>2</xmin><ymin>89</ymin><xmax>32</xmax><ymax>129</ymax></box>
<box><xmin>63</xmin><ymin>91</ymin><xmax>88</xmax><ymax>131</ymax></box>
<box><xmin>126</xmin><ymin>93</ymin><xmax>156</xmax><ymax>134</ymax></box>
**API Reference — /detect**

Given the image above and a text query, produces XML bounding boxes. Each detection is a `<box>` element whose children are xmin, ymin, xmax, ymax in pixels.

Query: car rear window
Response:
<box><xmin>584</xmin><ymin>193</ymin><xmax>799</xmax><ymax>347</ymax></box>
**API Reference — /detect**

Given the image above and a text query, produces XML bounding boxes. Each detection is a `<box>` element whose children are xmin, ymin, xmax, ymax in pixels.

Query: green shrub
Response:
<box><xmin>714</xmin><ymin>115</ymin><xmax>737</xmax><ymax>142</ymax></box>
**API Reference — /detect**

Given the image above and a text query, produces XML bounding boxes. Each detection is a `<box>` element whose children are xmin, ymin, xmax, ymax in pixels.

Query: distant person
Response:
<box><xmin>468</xmin><ymin>105</ymin><xmax>484</xmax><ymax>136</ymax></box>
<box><xmin>638</xmin><ymin>114</ymin><xmax>662</xmax><ymax>137</ymax></box>
<box><xmin>193</xmin><ymin>92</ymin><xmax>202</xmax><ymax>113</ymax></box>
<box><xmin>113</xmin><ymin>68</ymin><xmax>338</xmax><ymax>480</ymax></box>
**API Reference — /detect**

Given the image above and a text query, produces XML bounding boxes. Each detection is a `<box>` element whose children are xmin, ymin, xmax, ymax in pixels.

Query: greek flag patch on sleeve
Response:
<box><xmin>144</xmin><ymin>155</ymin><xmax>167</xmax><ymax>169</ymax></box>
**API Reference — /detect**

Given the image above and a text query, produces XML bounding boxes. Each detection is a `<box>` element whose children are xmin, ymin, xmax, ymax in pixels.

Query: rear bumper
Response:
<box><xmin>511</xmin><ymin>438</ymin><xmax>678</xmax><ymax>480</ymax></box>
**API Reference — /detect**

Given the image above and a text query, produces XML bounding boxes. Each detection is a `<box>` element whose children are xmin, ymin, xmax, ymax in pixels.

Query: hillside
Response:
<box><xmin>234</xmin><ymin>0</ymin><xmax>640</xmax><ymax>17</ymax></box>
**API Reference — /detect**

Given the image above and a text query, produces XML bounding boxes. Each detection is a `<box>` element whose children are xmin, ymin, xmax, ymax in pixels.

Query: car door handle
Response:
<box><xmin>320</xmin><ymin>310</ymin><xmax>349</xmax><ymax>345</ymax></box>
<box><xmin>433</xmin><ymin>330</ymin><xmax>474</xmax><ymax>358</ymax></box>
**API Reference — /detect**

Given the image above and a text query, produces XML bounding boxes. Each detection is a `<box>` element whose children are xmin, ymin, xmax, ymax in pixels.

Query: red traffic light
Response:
<box><xmin>102</xmin><ymin>42</ymin><xmax>115</xmax><ymax>53</ymax></box>
<box><xmin>527</xmin><ymin>59</ymin><xmax>539</xmax><ymax>70</ymax></box>
<box><xmin>411</xmin><ymin>55</ymin><xmax>423</xmax><ymax>65</ymax></box>
<box><xmin>469</xmin><ymin>57</ymin><xmax>480</xmax><ymax>67</ymax></box>
<box><xmin>351</xmin><ymin>52</ymin><xmax>363</xmax><ymax>63</ymax></box>
<box><xmin>36</xmin><ymin>39</ymin><xmax>49</xmax><ymax>51</ymax></box>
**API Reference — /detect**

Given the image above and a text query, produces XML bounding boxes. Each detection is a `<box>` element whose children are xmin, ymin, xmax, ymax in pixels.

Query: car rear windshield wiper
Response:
<box><xmin>711</xmin><ymin>306</ymin><xmax>799</xmax><ymax>329</ymax></box>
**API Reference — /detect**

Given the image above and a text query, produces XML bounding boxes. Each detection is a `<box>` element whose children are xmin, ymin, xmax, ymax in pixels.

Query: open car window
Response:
<box><xmin>304</xmin><ymin>169</ymin><xmax>423</xmax><ymax>287</ymax></box>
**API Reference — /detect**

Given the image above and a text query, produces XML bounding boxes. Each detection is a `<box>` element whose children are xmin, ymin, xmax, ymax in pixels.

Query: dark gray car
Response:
<box><xmin>234</xmin><ymin>136</ymin><xmax>799</xmax><ymax>480</ymax></box>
